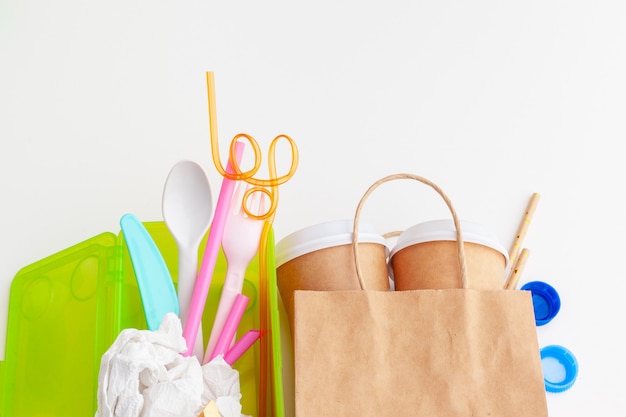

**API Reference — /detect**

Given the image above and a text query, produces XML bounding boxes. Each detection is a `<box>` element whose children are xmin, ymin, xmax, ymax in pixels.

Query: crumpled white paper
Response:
<box><xmin>95</xmin><ymin>313</ymin><xmax>250</xmax><ymax>417</ymax></box>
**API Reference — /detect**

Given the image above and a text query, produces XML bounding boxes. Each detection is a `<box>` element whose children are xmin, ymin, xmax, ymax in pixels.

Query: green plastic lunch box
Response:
<box><xmin>0</xmin><ymin>221</ymin><xmax>288</xmax><ymax>417</ymax></box>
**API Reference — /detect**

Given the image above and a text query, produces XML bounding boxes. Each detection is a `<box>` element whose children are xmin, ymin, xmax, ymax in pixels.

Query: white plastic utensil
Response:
<box><xmin>162</xmin><ymin>160</ymin><xmax>213</xmax><ymax>360</ymax></box>
<box><xmin>203</xmin><ymin>181</ymin><xmax>265</xmax><ymax>363</ymax></box>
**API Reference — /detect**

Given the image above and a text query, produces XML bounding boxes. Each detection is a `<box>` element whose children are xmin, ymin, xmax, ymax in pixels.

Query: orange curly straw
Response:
<box><xmin>206</xmin><ymin>71</ymin><xmax>298</xmax><ymax>417</ymax></box>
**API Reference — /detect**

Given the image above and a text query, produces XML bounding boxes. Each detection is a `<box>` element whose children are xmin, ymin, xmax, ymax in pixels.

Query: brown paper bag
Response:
<box><xmin>293</xmin><ymin>174</ymin><xmax>548</xmax><ymax>417</ymax></box>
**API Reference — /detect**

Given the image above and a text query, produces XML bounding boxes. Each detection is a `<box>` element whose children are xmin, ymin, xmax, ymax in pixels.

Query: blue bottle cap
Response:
<box><xmin>540</xmin><ymin>345</ymin><xmax>578</xmax><ymax>393</ymax></box>
<box><xmin>520</xmin><ymin>281</ymin><xmax>561</xmax><ymax>326</ymax></box>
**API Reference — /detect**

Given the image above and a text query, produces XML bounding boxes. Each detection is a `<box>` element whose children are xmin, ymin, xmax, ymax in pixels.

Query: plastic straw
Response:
<box><xmin>257</xmin><ymin>221</ymin><xmax>272</xmax><ymax>417</ymax></box>
<box><xmin>224</xmin><ymin>329</ymin><xmax>262</xmax><ymax>366</ymax></box>
<box><xmin>206</xmin><ymin>71</ymin><xmax>298</xmax><ymax>417</ymax></box>
<box><xmin>263</xmin><ymin>223</ymin><xmax>287</xmax><ymax>417</ymax></box>
<box><xmin>208</xmin><ymin>293</ymin><xmax>250</xmax><ymax>361</ymax></box>
<box><xmin>181</xmin><ymin>141</ymin><xmax>244</xmax><ymax>357</ymax></box>
<box><xmin>207</xmin><ymin>72</ymin><xmax>298</xmax><ymax>190</ymax></box>
<box><xmin>505</xmin><ymin>247</ymin><xmax>530</xmax><ymax>290</ymax></box>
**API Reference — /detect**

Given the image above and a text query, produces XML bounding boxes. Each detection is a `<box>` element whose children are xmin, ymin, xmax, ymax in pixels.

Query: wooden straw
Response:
<box><xmin>507</xmin><ymin>193</ymin><xmax>540</xmax><ymax>275</ymax></box>
<box><xmin>504</xmin><ymin>247</ymin><xmax>530</xmax><ymax>290</ymax></box>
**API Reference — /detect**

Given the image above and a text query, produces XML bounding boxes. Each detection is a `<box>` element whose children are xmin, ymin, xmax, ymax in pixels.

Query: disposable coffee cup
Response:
<box><xmin>275</xmin><ymin>219</ymin><xmax>390</xmax><ymax>333</ymax></box>
<box><xmin>389</xmin><ymin>219</ymin><xmax>509</xmax><ymax>290</ymax></box>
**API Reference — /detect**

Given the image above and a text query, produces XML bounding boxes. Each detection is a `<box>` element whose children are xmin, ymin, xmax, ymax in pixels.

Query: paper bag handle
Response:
<box><xmin>352</xmin><ymin>173</ymin><xmax>469</xmax><ymax>290</ymax></box>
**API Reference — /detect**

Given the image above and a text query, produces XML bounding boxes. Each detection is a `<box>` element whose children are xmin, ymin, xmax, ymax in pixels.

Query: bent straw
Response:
<box><xmin>206</xmin><ymin>71</ymin><xmax>297</xmax><ymax>417</ymax></box>
<box><xmin>505</xmin><ymin>193</ymin><xmax>540</xmax><ymax>284</ymax></box>
<box><xmin>207</xmin><ymin>72</ymin><xmax>298</xmax><ymax>189</ymax></box>
<box><xmin>505</xmin><ymin>247</ymin><xmax>530</xmax><ymax>290</ymax></box>
<box><xmin>182</xmin><ymin>141</ymin><xmax>244</xmax><ymax>357</ymax></box>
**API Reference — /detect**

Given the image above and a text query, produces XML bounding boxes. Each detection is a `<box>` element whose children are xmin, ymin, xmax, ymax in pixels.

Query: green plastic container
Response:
<box><xmin>0</xmin><ymin>221</ymin><xmax>286</xmax><ymax>417</ymax></box>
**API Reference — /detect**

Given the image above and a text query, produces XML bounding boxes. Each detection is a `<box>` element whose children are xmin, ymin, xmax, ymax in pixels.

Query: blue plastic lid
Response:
<box><xmin>520</xmin><ymin>281</ymin><xmax>561</xmax><ymax>326</ymax></box>
<box><xmin>540</xmin><ymin>345</ymin><xmax>578</xmax><ymax>393</ymax></box>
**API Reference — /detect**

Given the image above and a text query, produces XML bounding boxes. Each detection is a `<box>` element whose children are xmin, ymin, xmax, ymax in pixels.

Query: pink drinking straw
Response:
<box><xmin>182</xmin><ymin>141</ymin><xmax>245</xmax><ymax>357</ymax></box>
<box><xmin>207</xmin><ymin>293</ymin><xmax>249</xmax><ymax>362</ymax></box>
<box><xmin>223</xmin><ymin>329</ymin><xmax>262</xmax><ymax>366</ymax></box>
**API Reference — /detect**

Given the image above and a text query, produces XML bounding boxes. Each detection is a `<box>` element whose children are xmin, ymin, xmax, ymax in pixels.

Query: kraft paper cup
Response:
<box><xmin>275</xmin><ymin>219</ymin><xmax>390</xmax><ymax>333</ymax></box>
<box><xmin>389</xmin><ymin>219</ymin><xmax>509</xmax><ymax>290</ymax></box>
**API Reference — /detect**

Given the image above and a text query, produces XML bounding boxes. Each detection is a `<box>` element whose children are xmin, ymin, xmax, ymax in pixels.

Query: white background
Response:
<box><xmin>1</xmin><ymin>1</ymin><xmax>625</xmax><ymax>415</ymax></box>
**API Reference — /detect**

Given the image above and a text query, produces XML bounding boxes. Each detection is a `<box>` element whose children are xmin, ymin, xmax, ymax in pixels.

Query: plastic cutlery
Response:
<box><xmin>120</xmin><ymin>213</ymin><xmax>179</xmax><ymax>330</ymax></box>
<box><xmin>162</xmin><ymin>160</ymin><xmax>213</xmax><ymax>360</ymax></box>
<box><xmin>203</xmin><ymin>181</ymin><xmax>265</xmax><ymax>363</ymax></box>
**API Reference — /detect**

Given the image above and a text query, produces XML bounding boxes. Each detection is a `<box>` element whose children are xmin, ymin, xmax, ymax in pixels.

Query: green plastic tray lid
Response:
<box><xmin>1</xmin><ymin>232</ymin><xmax>119</xmax><ymax>417</ymax></box>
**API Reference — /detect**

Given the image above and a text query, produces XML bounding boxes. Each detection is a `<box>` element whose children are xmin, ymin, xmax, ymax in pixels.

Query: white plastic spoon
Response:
<box><xmin>162</xmin><ymin>160</ymin><xmax>213</xmax><ymax>360</ymax></box>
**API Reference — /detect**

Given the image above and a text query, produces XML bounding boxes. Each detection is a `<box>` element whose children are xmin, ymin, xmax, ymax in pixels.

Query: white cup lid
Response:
<box><xmin>275</xmin><ymin>219</ymin><xmax>387</xmax><ymax>267</ymax></box>
<box><xmin>388</xmin><ymin>219</ymin><xmax>509</xmax><ymax>266</ymax></box>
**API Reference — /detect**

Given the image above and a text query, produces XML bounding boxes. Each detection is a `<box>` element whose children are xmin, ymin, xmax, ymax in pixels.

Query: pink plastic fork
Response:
<box><xmin>203</xmin><ymin>181</ymin><xmax>265</xmax><ymax>364</ymax></box>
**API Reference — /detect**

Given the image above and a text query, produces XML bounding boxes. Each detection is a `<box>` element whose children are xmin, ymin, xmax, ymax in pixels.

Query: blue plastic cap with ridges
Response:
<box><xmin>520</xmin><ymin>280</ymin><xmax>561</xmax><ymax>326</ymax></box>
<box><xmin>541</xmin><ymin>345</ymin><xmax>578</xmax><ymax>393</ymax></box>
